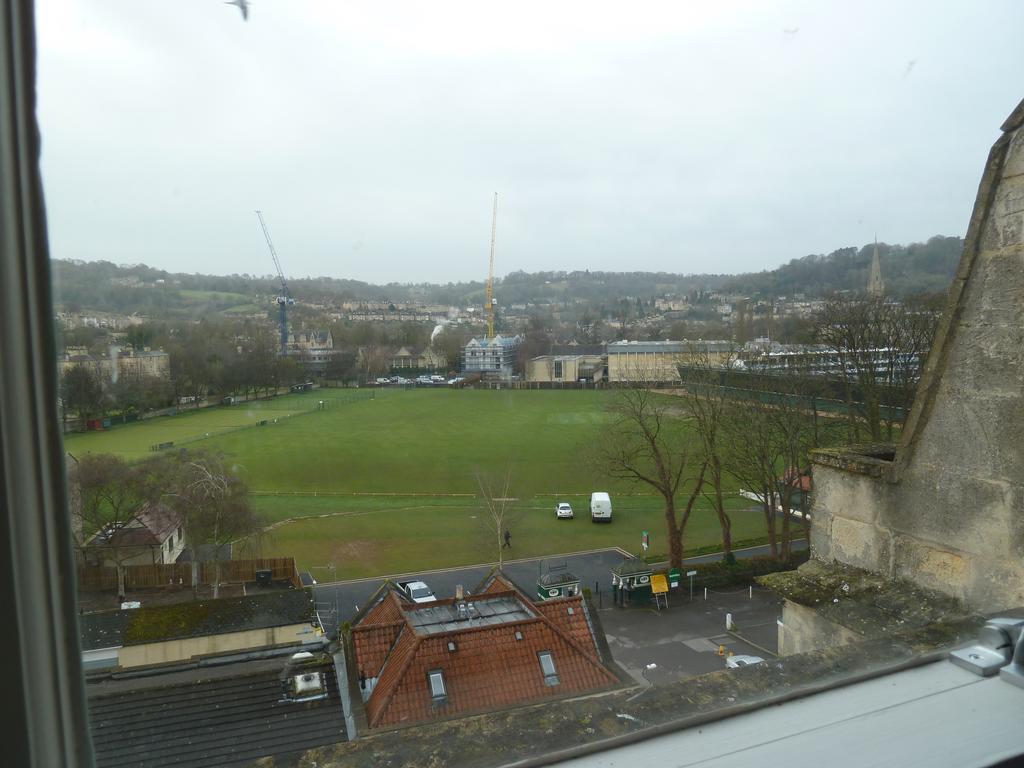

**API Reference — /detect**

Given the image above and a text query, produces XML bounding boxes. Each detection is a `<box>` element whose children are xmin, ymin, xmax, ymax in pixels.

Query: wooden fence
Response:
<box><xmin>77</xmin><ymin>557</ymin><xmax>300</xmax><ymax>592</ymax></box>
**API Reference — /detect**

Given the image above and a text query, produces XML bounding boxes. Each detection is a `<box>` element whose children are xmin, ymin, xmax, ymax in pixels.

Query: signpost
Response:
<box><xmin>687</xmin><ymin>569</ymin><xmax>697</xmax><ymax>600</ymax></box>
<box><xmin>651</xmin><ymin>573</ymin><xmax>669</xmax><ymax>610</ymax></box>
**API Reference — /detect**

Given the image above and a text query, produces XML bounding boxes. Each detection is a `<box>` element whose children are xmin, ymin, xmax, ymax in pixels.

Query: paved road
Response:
<box><xmin>311</xmin><ymin>539</ymin><xmax>806</xmax><ymax>637</ymax></box>
<box><xmin>600</xmin><ymin>587</ymin><xmax>784</xmax><ymax>685</ymax></box>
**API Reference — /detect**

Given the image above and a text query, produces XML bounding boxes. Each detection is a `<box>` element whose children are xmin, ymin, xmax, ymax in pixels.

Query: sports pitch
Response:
<box><xmin>64</xmin><ymin>388</ymin><xmax>768</xmax><ymax>575</ymax></box>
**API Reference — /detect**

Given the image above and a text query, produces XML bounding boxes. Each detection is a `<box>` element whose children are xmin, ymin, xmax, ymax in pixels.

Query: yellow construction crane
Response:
<box><xmin>486</xmin><ymin>192</ymin><xmax>498</xmax><ymax>340</ymax></box>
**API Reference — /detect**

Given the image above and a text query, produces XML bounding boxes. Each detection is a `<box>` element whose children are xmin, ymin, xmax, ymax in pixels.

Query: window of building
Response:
<box><xmin>553</xmin><ymin>361</ymin><xmax>563</xmax><ymax>379</ymax></box>
<box><xmin>538</xmin><ymin>651</ymin><xmax>559</xmax><ymax>686</ymax></box>
<box><xmin>428</xmin><ymin>670</ymin><xmax>447</xmax><ymax>703</ymax></box>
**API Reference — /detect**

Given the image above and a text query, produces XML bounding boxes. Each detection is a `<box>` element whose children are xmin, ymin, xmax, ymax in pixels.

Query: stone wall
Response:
<box><xmin>809</xmin><ymin>100</ymin><xmax>1024</xmax><ymax>613</ymax></box>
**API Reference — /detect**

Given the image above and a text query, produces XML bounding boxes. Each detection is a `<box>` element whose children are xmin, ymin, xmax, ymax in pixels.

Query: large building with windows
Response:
<box><xmin>59</xmin><ymin>348</ymin><xmax>171</xmax><ymax>381</ymax></box>
<box><xmin>462</xmin><ymin>335</ymin><xmax>522</xmax><ymax>380</ymax></box>
<box><xmin>606</xmin><ymin>340</ymin><xmax>736</xmax><ymax>383</ymax></box>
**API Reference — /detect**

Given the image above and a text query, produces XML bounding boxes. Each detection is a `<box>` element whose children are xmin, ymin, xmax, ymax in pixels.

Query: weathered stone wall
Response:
<box><xmin>810</xmin><ymin>100</ymin><xmax>1024</xmax><ymax>614</ymax></box>
<box><xmin>777</xmin><ymin>601</ymin><xmax>860</xmax><ymax>656</ymax></box>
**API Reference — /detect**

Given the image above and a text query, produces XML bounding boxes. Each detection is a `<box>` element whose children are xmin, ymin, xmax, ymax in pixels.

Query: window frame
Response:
<box><xmin>538</xmin><ymin>651</ymin><xmax>560</xmax><ymax>686</ymax></box>
<box><xmin>427</xmin><ymin>669</ymin><xmax>448</xmax><ymax>704</ymax></box>
<box><xmin>0</xmin><ymin>3</ymin><xmax>94</xmax><ymax>766</ymax></box>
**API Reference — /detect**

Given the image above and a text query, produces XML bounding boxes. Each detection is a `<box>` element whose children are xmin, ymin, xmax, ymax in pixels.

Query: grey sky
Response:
<box><xmin>35</xmin><ymin>1</ymin><xmax>1022</xmax><ymax>285</ymax></box>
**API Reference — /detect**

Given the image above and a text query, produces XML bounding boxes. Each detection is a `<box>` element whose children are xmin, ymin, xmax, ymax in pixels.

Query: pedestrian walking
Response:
<box><xmin>503</xmin><ymin>528</ymin><xmax>511</xmax><ymax>548</ymax></box>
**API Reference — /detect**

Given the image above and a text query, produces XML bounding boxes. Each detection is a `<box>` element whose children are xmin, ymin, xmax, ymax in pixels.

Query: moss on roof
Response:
<box><xmin>758</xmin><ymin>560</ymin><xmax>974</xmax><ymax>638</ymax></box>
<box><xmin>122</xmin><ymin>589</ymin><xmax>313</xmax><ymax>645</ymax></box>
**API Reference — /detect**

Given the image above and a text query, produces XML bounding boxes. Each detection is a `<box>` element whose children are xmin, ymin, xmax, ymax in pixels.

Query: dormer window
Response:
<box><xmin>538</xmin><ymin>651</ymin><xmax>559</xmax><ymax>686</ymax></box>
<box><xmin>428</xmin><ymin>669</ymin><xmax>447</xmax><ymax>704</ymax></box>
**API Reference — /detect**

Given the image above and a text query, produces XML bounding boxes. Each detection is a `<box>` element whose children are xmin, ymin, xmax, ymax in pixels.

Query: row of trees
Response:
<box><xmin>71</xmin><ymin>450</ymin><xmax>261</xmax><ymax>599</ymax></box>
<box><xmin>594</xmin><ymin>292</ymin><xmax>942</xmax><ymax>569</ymax></box>
<box><xmin>594</xmin><ymin>360</ymin><xmax>823</xmax><ymax>571</ymax></box>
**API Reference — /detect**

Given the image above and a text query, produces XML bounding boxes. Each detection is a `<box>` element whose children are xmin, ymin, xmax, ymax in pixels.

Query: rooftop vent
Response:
<box><xmin>280</xmin><ymin>651</ymin><xmax>330</xmax><ymax>703</ymax></box>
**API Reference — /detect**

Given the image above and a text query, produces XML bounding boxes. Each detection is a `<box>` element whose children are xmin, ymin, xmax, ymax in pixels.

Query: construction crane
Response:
<box><xmin>486</xmin><ymin>192</ymin><xmax>498</xmax><ymax>340</ymax></box>
<box><xmin>255</xmin><ymin>210</ymin><xmax>295</xmax><ymax>355</ymax></box>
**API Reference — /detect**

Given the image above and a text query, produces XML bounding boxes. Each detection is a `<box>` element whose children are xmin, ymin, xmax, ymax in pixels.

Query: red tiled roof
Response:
<box><xmin>357</xmin><ymin>576</ymin><xmax>617</xmax><ymax>729</ymax></box>
<box><xmin>478</xmin><ymin>576</ymin><xmax>511</xmax><ymax>596</ymax></box>
<box><xmin>781</xmin><ymin>467</ymin><xmax>813</xmax><ymax>493</ymax></box>
<box><xmin>352</xmin><ymin>622</ymin><xmax>405</xmax><ymax>679</ymax></box>
<box><xmin>360</xmin><ymin>592</ymin><xmax>406</xmax><ymax>626</ymax></box>
<box><xmin>534</xmin><ymin>597</ymin><xmax>596</xmax><ymax>650</ymax></box>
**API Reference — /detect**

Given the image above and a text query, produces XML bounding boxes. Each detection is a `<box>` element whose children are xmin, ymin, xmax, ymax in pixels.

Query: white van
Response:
<box><xmin>590</xmin><ymin>492</ymin><xmax>612</xmax><ymax>523</ymax></box>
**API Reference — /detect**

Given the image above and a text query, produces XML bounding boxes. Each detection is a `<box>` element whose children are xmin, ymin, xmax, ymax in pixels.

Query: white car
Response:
<box><xmin>556</xmin><ymin>502</ymin><xmax>574</xmax><ymax>519</ymax></box>
<box><xmin>725</xmin><ymin>654</ymin><xmax>765</xmax><ymax>668</ymax></box>
<box><xmin>397</xmin><ymin>580</ymin><xmax>436</xmax><ymax>604</ymax></box>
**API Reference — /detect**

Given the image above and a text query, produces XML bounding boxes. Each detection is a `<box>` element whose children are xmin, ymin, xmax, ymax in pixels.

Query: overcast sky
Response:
<box><xmin>35</xmin><ymin>1</ymin><xmax>1023</xmax><ymax>285</ymax></box>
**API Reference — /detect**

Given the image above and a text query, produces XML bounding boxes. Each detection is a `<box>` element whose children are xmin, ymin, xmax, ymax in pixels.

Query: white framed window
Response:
<box><xmin>538</xmin><ymin>651</ymin><xmax>559</xmax><ymax>686</ymax></box>
<box><xmin>428</xmin><ymin>670</ymin><xmax>447</xmax><ymax>703</ymax></box>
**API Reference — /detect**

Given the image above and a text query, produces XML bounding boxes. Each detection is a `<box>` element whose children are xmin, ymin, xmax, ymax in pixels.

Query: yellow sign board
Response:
<box><xmin>651</xmin><ymin>573</ymin><xmax>669</xmax><ymax>594</ymax></box>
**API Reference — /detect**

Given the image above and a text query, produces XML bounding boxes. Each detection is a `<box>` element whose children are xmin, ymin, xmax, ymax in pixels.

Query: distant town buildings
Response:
<box><xmin>59</xmin><ymin>348</ymin><xmax>171</xmax><ymax>381</ymax></box>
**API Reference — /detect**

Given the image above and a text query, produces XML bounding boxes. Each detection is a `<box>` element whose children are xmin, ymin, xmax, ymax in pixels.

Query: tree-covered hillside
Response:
<box><xmin>50</xmin><ymin>233</ymin><xmax>962</xmax><ymax>317</ymax></box>
<box><xmin>724</xmin><ymin>235</ymin><xmax>962</xmax><ymax>298</ymax></box>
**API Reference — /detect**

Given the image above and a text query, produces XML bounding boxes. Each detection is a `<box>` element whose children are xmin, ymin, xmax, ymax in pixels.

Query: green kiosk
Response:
<box><xmin>536</xmin><ymin>569</ymin><xmax>581</xmax><ymax>601</ymax></box>
<box><xmin>611</xmin><ymin>557</ymin><xmax>653</xmax><ymax>607</ymax></box>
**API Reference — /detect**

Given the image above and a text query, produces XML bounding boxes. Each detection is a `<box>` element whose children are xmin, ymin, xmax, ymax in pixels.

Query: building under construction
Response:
<box><xmin>462</xmin><ymin>335</ymin><xmax>522</xmax><ymax>380</ymax></box>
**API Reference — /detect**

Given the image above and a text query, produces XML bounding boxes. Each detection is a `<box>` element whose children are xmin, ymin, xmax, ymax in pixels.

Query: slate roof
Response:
<box><xmin>95</xmin><ymin>503</ymin><xmax>180</xmax><ymax>548</ymax></box>
<box><xmin>133</xmin><ymin>503</ymin><xmax>180</xmax><ymax>543</ymax></box>
<box><xmin>353</xmin><ymin>576</ymin><xmax>617</xmax><ymax>729</ymax></box>
<box><xmin>87</xmin><ymin>655</ymin><xmax>346</xmax><ymax>767</ymax></box>
<box><xmin>80</xmin><ymin>609</ymin><xmax>133</xmax><ymax>651</ymax></box>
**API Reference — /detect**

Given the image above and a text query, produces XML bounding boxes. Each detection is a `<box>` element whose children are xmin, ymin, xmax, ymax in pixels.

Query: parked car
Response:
<box><xmin>415</xmin><ymin>376</ymin><xmax>434</xmax><ymax>385</ymax></box>
<box><xmin>430</xmin><ymin>375</ymin><xmax>446</xmax><ymax>383</ymax></box>
<box><xmin>397</xmin><ymin>579</ymin><xmax>436</xmax><ymax>604</ymax></box>
<box><xmin>375</xmin><ymin>378</ymin><xmax>390</xmax><ymax>385</ymax></box>
<box><xmin>725</xmin><ymin>655</ymin><xmax>765</xmax><ymax>669</ymax></box>
<box><xmin>555</xmin><ymin>502</ymin><xmax>574</xmax><ymax>519</ymax></box>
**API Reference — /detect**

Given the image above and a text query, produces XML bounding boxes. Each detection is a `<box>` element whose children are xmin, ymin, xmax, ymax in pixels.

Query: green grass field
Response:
<box><xmin>65</xmin><ymin>389</ymin><xmax>763</xmax><ymax>576</ymax></box>
<box><xmin>63</xmin><ymin>393</ymin><xmax>325</xmax><ymax>459</ymax></box>
<box><xmin>252</xmin><ymin>494</ymin><xmax>767</xmax><ymax>578</ymax></box>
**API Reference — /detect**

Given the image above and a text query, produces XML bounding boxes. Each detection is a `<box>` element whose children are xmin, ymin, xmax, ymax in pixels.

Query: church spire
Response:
<box><xmin>868</xmin><ymin>237</ymin><xmax>884</xmax><ymax>296</ymax></box>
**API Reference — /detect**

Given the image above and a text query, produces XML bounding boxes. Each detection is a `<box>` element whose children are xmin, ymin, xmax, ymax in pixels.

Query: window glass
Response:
<box><xmin>29</xmin><ymin>1</ymin><xmax>1023</xmax><ymax>765</ymax></box>
<box><xmin>429</xmin><ymin>670</ymin><xmax>447</xmax><ymax>700</ymax></box>
<box><xmin>538</xmin><ymin>651</ymin><xmax>559</xmax><ymax>685</ymax></box>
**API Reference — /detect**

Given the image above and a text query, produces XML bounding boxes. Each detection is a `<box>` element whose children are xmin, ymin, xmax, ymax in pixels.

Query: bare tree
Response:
<box><xmin>677</xmin><ymin>342</ymin><xmax>740</xmax><ymax>560</ymax></box>
<box><xmin>815</xmin><ymin>293</ymin><xmax>938</xmax><ymax>441</ymax></box>
<box><xmin>162</xmin><ymin>453</ymin><xmax>260</xmax><ymax>598</ymax></box>
<box><xmin>723</xmin><ymin>400</ymin><xmax>781</xmax><ymax>558</ymax></box>
<box><xmin>590</xmin><ymin>385</ymin><xmax>704</xmax><ymax>570</ymax></box>
<box><xmin>475</xmin><ymin>468</ymin><xmax>520</xmax><ymax>568</ymax></box>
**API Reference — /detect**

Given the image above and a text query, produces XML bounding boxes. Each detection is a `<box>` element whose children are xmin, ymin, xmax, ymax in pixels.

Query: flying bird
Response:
<box><xmin>903</xmin><ymin>59</ymin><xmax>917</xmax><ymax>78</ymax></box>
<box><xmin>783</xmin><ymin>27</ymin><xmax>799</xmax><ymax>37</ymax></box>
<box><xmin>226</xmin><ymin>0</ymin><xmax>249</xmax><ymax>21</ymax></box>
